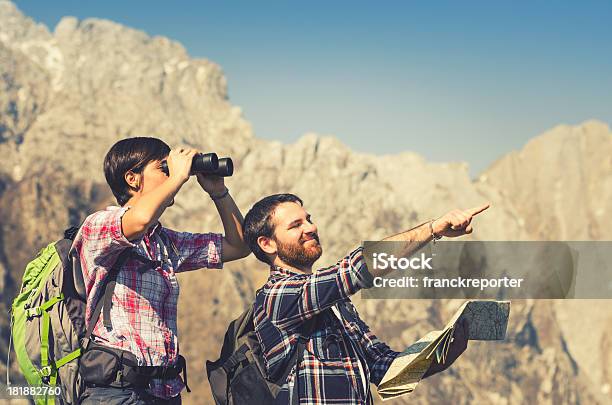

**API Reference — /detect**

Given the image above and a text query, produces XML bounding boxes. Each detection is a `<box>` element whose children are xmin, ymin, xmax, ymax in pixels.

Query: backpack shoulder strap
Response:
<box><xmin>286</xmin><ymin>315</ymin><xmax>319</xmax><ymax>405</ymax></box>
<box><xmin>82</xmin><ymin>248</ymin><xmax>133</xmax><ymax>349</ymax></box>
<box><xmin>101</xmin><ymin>268</ymin><xmax>120</xmax><ymax>330</ymax></box>
<box><xmin>64</xmin><ymin>226</ymin><xmax>80</xmax><ymax>241</ymax></box>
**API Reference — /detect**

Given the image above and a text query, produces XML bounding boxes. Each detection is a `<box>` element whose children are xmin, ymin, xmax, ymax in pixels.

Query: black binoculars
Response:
<box><xmin>161</xmin><ymin>153</ymin><xmax>233</xmax><ymax>177</ymax></box>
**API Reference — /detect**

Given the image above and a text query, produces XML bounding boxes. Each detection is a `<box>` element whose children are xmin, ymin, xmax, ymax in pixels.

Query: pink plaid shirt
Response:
<box><xmin>72</xmin><ymin>206</ymin><xmax>223</xmax><ymax>399</ymax></box>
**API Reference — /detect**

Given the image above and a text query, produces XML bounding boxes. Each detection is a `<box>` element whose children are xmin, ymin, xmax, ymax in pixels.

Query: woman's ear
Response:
<box><xmin>258</xmin><ymin>236</ymin><xmax>277</xmax><ymax>256</ymax></box>
<box><xmin>124</xmin><ymin>170</ymin><xmax>142</xmax><ymax>192</ymax></box>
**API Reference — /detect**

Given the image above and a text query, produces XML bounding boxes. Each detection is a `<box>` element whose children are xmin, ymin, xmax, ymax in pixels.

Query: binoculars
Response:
<box><xmin>161</xmin><ymin>153</ymin><xmax>233</xmax><ymax>177</ymax></box>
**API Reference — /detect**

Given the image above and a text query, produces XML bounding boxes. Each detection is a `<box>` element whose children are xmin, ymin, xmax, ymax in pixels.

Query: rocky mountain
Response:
<box><xmin>1</xmin><ymin>1</ymin><xmax>610</xmax><ymax>403</ymax></box>
<box><xmin>479</xmin><ymin>120</ymin><xmax>612</xmax><ymax>401</ymax></box>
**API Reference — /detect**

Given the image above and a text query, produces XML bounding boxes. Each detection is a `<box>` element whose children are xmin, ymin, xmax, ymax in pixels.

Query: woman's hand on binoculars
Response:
<box><xmin>196</xmin><ymin>172</ymin><xmax>225</xmax><ymax>195</ymax></box>
<box><xmin>166</xmin><ymin>148</ymin><xmax>198</xmax><ymax>185</ymax></box>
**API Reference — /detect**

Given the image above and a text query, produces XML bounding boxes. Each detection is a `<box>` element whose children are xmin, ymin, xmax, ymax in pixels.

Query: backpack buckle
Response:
<box><xmin>39</xmin><ymin>365</ymin><xmax>53</xmax><ymax>377</ymax></box>
<box><xmin>114</xmin><ymin>369</ymin><xmax>124</xmax><ymax>386</ymax></box>
<box><xmin>26</xmin><ymin>307</ymin><xmax>42</xmax><ymax>319</ymax></box>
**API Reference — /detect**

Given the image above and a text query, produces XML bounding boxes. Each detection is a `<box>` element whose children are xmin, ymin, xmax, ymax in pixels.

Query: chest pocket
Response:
<box><xmin>308</xmin><ymin>312</ymin><xmax>347</xmax><ymax>361</ymax></box>
<box><xmin>141</xmin><ymin>267</ymin><xmax>172</xmax><ymax>303</ymax></box>
<box><xmin>113</xmin><ymin>257</ymin><xmax>169</xmax><ymax>305</ymax></box>
<box><xmin>119</xmin><ymin>234</ymin><xmax>178</xmax><ymax>305</ymax></box>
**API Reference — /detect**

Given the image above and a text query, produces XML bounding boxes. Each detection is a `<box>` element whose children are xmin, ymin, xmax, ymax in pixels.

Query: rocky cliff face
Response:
<box><xmin>1</xmin><ymin>1</ymin><xmax>610</xmax><ymax>403</ymax></box>
<box><xmin>479</xmin><ymin>121</ymin><xmax>612</xmax><ymax>400</ymax></box>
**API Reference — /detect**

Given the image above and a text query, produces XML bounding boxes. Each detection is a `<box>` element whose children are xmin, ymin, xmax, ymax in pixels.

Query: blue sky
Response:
<box><xmin>16</xmin><ymin>1</ymin><xmax>612</xmax><ymax>177</ymax></box>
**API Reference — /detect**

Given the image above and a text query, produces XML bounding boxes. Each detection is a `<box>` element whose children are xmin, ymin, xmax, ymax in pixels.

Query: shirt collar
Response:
<box><xmin>270</xmin><ymin>264</ymin><xmax>310</xmax><ymax>277</ymax></box>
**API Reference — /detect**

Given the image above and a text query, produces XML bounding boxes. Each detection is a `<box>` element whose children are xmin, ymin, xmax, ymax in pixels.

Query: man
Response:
<box><xmin>243</xmin><ymin>194</ymin><xmax>489</xmax><ymax>404</ymax></box>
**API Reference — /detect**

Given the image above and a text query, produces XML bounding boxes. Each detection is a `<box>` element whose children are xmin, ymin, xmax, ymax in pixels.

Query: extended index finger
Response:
<box><xmin>466</xmin><ymin>202</ymin><xmax>490</xmax><ymax>217</ymax></box>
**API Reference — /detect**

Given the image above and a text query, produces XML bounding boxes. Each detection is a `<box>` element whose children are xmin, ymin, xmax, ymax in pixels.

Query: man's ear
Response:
<box><xmin>124</xmin><ymin>170</ymin><xmax>142</xmax><ymax>192</ymax></box>
<box><xmin>257</xmin><ymin>236</ymin><xmax>277</xmax><ymax>256</ymax></box>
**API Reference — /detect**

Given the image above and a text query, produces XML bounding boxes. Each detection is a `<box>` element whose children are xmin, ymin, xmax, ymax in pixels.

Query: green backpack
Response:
<box><xmin>8</xmin><ymin>227</ymin><xmax>130</xmax><ymax>405</ymax></box>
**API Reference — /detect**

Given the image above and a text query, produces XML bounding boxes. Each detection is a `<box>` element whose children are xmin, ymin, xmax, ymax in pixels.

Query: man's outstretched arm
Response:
<box><xmin>262</xmin><ymin>203</ymin><xmax>490</xmax><ymax>331</ymax></box>
<box><xmin>366</xmin><ymin>203</ymin><xmax>490</xmax><ymax>278</ymax></box>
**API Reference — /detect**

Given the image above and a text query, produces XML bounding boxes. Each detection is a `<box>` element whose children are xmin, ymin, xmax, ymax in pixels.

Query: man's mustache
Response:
<box><xmin>301</xmin><ymin>233</ymin><xmax>320</xmax><ymax>244</ymax></box>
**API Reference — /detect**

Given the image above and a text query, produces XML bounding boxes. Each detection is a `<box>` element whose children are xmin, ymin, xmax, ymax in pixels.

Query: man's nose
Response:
<box><xmin>304</xmin><ymin>221</ymin><xmax>317</xmax><ymax>234</ymax></box>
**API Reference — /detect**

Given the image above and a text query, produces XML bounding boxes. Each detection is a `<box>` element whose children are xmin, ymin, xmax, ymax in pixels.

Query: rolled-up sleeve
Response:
<box><xmin>76</xmin><ymin>206</ymin><xmax>138</xmax><ymax>294</ymax></box>
<box><xmin>163</xmin><ymin>228</ymin><xmax>223</xmax><ymax>272</ymax></box>
<box><xmin>262</xmin><ymin>247</ymin><xmax>375</xmax><ymax>331</ymax></box>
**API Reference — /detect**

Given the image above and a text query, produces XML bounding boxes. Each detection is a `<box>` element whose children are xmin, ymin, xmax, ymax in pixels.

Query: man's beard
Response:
<box><xmin>276</xmin><ymin>235</ymin><xmax>323</xmax><ymax>268</ymax></box>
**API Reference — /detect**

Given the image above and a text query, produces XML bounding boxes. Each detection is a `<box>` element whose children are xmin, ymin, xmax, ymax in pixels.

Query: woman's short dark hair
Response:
<box><xmin>104</xmin><ymin>137</ymin><xmax>171</xmax><ymax>206</ymax></box>
<box><xmin>244</xmin><ymin>194</ymin><xmax>303</xmax><ymax>264</ymax></box>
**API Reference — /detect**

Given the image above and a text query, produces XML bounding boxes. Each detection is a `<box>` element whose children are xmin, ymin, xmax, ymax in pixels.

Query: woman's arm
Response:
<box><xmin>122</xmin><ymin>149</ymin><xmax>194</xmax><ymax>241</ymax></box>
<box><xmin>197</xmin><ymin>174</ymin><xmax>250</xmax><ymax>262</ymax></box>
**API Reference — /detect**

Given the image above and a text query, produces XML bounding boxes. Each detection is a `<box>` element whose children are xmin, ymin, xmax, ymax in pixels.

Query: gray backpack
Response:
<box><xmin>206</xmin><ymin>303</ymin><xmax>316</xmax><ymax>405</ymax></box>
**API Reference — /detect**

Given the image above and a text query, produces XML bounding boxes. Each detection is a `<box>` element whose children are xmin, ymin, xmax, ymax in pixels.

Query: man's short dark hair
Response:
<box><xmin>104</xmin><ymin>137</ymin><xmax>171</xmax><ymax>206</ymax></box>
<box><xmin>244</xmin><ymin>194</ymin><xmax>303</xmax><ymax>264</ymax></box>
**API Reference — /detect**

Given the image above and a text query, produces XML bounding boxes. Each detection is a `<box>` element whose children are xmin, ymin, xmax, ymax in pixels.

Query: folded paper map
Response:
<box><xmin>378</xmin><ymin>300</ymin><xmax>510</xmax><ymax>400</ymax></box>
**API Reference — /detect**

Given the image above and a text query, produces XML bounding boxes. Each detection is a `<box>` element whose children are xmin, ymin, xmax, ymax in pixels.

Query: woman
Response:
<box><xmin>72</xmin><ymin>137</ymin><xmax>249</xmax><ymax>404</ymax></box>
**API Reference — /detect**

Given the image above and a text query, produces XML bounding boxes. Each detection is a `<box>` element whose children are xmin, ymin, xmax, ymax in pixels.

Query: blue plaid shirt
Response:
<box><xmin>253</xmin><ymin>247</ymin><xmax>400</xmax><ymax>405</ymax></box>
